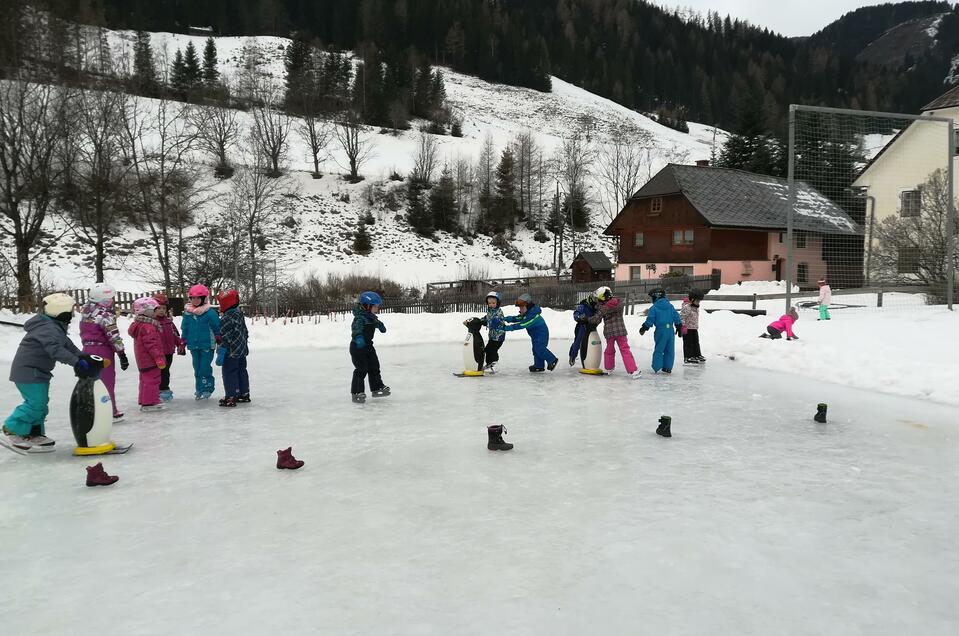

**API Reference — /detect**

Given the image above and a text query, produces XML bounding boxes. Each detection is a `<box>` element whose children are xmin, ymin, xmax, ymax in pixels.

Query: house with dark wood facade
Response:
<box><xmin>603</xmin><ymin>164</ymin><xmax>862</xmax><ymax>286</ymax></box>
<box><xmin>570</xmin><ymin>251</ymin><xmax>614</xmax><ymax>283</ymax></box>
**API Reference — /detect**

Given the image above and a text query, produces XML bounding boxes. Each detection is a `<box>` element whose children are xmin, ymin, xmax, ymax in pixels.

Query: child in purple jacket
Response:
<box><xmin>79</xmin><ymin>283</ymin><xmax>128</xmax><ymax>421</ymax></box>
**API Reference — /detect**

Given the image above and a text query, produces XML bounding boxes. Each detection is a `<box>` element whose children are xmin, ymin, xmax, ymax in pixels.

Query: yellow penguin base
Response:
<box><xmin>73</xmin><ymin>442</ymin><xmax>116</xmax><ymax>456</ymax></box>
<box><xmin>579</xmin><ymin>368</ymin><xmax>605</xmax><ymax>375</ymax></box>
<box><xmin>462</xmin><ymin>370</ymin><xmax>485</xmax><ymax>377</ymax></box>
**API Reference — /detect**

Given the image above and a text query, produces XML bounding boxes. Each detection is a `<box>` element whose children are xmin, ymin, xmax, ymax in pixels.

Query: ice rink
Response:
<box><xmin>1</xmin><ymin>341</ymin><xmax>957</xmax><ymax>635</ymax></box>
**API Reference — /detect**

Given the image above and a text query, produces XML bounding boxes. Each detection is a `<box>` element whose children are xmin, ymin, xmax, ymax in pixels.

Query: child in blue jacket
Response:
<box><xmin>350</xmin><ymin>291</ymin><xmax>390</xmax><ymax>403</ymax></box>
<box><xmin>569</xmin><ymin>293</ymin><xmax>598</xmax><ymax>366</ymax></box>
<box><xmin>471</xmin><ymin>291</ymin><xmax>506</xmax><ymax>373</ymax></box>
<box><xmin>180</xmin><ymin>284</ymin><xmax>222</xmax><ymax>400</ymax></box>
<box><xmin>639</xmin><ymin>288</ymin><xmax>683</xmax><ymax>374</ymax></box>
<box><xmin>503</xmin><ymin>293</ymin><xmax>557</xmax><ymax>372</ymax></box>
<box><xmin>216</xmin><ymin>289</ymin><xmax>250</xmax><ymax>407</ymax></box>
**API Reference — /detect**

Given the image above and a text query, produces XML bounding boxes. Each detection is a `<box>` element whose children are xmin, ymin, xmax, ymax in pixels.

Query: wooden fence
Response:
<box><xmin>0</xmin><ymin>289</ymin><xmax>167</xmax><ymax>314</ymax></box>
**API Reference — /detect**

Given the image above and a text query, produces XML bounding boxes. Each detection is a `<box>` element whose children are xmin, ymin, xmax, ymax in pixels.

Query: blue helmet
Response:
<box><xmin>359</xmin><ymin>291</ymin><xmax>383</xmax><ymax>306</ymax></box>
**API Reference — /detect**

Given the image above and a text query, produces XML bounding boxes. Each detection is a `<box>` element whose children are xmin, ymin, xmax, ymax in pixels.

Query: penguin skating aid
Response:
<box><xmin>454</xmin><ymin>317</ymin><xmax>486</xmax><ymax>377</ymax></box>
<box><xmin>70</xmin><ymin>356</ymin><xmax>133</xmax><ymax>455</ymax></box>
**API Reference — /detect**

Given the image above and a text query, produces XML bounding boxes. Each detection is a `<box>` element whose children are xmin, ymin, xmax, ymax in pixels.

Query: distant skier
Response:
<box><xmin>817</xmin><ymin>278</ymin><xmax>832</xmax><ymax>321</ymax></box>
<box><xmin>589</xmin><ymin>286</ymin><xmax>640</xmax><ymax>378</ymax></box>
<box><xmin>217</xmin><ymin>289</ymin><xmax>250</xmax><ymax>407</ymax></box>
<box><xmin>350</xmin><ymin>291</ymin><xmax>390</xmax><ymax>403</ymax></box>
<box><xmin>760</xmin><ymin>307</ymin><xmax>800</xmax><ymax>340</ymax></box>
<box><xmin>503</xmin><ymin>293</ymin><xmax>558</xmax><ymax>372</ymax></box>
<box><xmin>128</xmin><ymin>297</ymin><xmax>167</xmax><ymax>412</ymax></box>
<box><xmin>180</xmin><ymin>284</ymin><xmax>221</xmax><ymax>400</ymax></box>
<box><xmin>153</xmin><ymin>293</ymin><xmax>182</xmax><ymax>401</ymax></box>
<box><xmin>2</xmin><ymin>293</ymin><xmax>97</xmax><ymax>453</ymax></box>
<box><xmin>569</xmin><ymin>293</ymin><xmax>598</xmax><ymax>366</ymax></box>
<box><xmin>79</xmin><ymin>282</ymin><xmax>128</xmax><ymax>420</ymax></box>
<box><xmin>639</xmin><ymin>288</ymin><xmax>683</xmax><ymax>374</ymax></box>
<box><xmin>680</xmin><ymin>289</ymin><xmax>706</xmax><ymax>364</ymax></box>
<box><xmin>465</xmin><ymin>291</ymin><xmax>506</xmax><ymax>373</ymax></box>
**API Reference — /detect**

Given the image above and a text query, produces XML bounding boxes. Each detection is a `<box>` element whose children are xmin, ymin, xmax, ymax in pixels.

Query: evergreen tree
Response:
<box><xmin>565</xmin><ymin>186</ymin><xmax>590</xmax><ymax>232</ymax></box>
<box><xmin>717</xmin><ymin>92</ymin><xmax>782</xmax><ymax>177</ymax></box>
<box><xmin>284</xmin><ymin>33</ymin><xmax>311</xmax><ymax>113</ymax></box>
<box><xmin>353</xmin><ymin>221</ymin><xmax>372</xmax><ymax>255</ymax></box>
<box><xmin>407</xmin><ymin>182</ymin><xmax>432</xmax><ymax>237</ymax></box>
<box><xmin>429</xmin><ymin>70</ymin><xmax>446</xmax><ymax>113</ymax></box>
<box><xmin>132</xmin><ymin>30</ymin><xmax>158</xmax><ymax>95</ymax></box>
<box><xmin>430</xmin><ymin>166</ymin><xmax>458</xmax><ymax>233</ymax></box>
<box><xmin>183</xmin><ymin>41</ymin><xmax>201</xmax><ymax>88</ymax></box>
<box><xmin>202</xmin><ymin>36</ymin><xmax>219</xmax><ymax>85</ymax></box>
<box><xmin>490</xmin><ymin>149</ymin><xmax>517</xmax><ymax>233</ymax></box>
<box><xmin>412</xmin><ymin>60</ymin><xmax>434</xmax><ymax>119</ymax></box>
<box><xmin>170</xmin><ymin>48</ymin><xmax>187</xmax><ymax>94</ymax></box>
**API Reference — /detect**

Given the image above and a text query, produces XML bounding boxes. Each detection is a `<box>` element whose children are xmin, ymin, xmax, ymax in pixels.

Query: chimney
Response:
<box><xmin>695</xmin><ymin>159</ymin><xmax>710</xmax><ymax>167</ymax></box>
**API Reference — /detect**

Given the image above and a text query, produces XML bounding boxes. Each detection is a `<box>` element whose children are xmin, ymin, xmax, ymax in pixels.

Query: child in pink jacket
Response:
<box><xmin>589</xmin><ymin>286</ymin><xmax>640</xmax><ymax>378</ymax></box>
<box><xmin>760</xmin><ymin>307</ymin><xmax>799</xmax><ymax>340</ymax></box>
<box><xmin>128</xmin><ymin>297</ymin><xmax>167</xmax><ymax>411</ymax></box>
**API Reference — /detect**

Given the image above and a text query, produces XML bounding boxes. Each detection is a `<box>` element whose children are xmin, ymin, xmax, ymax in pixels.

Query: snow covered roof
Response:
<box><xmin>572</xmin><ymin>251</ymin><xmax>613</xmax><ymax>270</ymax></box>
<box><xmin>609</xmin><ymin>164</ymin><xmax>861</xmax><ymax>236</ymax></box>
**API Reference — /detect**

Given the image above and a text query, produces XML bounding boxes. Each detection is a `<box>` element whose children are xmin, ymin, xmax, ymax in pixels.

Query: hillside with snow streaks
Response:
<box><xmin>14</xmin><ymin>29</ymin><xmax>723</xmax><ymax>292</ymax></box>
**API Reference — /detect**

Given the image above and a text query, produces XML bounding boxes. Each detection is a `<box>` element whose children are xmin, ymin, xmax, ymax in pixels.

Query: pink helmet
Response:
<box><xmin>188</xmin><ymin>284</ymin><xmax>210</xmax><ymax>297</ymax></box>
<box><xmin>133</xmin><ymin>296</ymin><xmax>159</xmax><ymax>316</ymax></box>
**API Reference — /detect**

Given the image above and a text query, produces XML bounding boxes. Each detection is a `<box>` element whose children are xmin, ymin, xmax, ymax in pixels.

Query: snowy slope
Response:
<box><xmin>4</xmin><ymin>27</ymin><xmax>725</xmax><ymax>293</ymax></box>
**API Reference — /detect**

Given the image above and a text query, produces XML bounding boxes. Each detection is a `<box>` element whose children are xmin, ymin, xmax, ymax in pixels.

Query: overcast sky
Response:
<box><xmin>654</xmin><ymin>1</ymin><xmax>882</xmax><ymax>37</ymax></box>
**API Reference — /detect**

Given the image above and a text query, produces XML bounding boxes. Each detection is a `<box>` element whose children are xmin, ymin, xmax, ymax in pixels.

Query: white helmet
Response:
<box><xmin>42</xmin><ymin>293</ymin><xmax>76</xmax><ymax>317</ymax></box>
<box><xmin>486</xmin><ymin>291</ymin><xmax>501</xmax><ymax>306</ymax></box>
<box><xmin>89</xmin><ymin>282</ymin><xmax>116</xmax><ymax>305</ymax></box>
<box><xmin>595</xmin><ymin>286</ymin><xmax>613</xmax><ymax>302</ymax></box>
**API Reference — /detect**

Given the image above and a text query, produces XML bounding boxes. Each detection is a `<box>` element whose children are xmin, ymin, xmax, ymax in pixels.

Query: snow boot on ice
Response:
<box><xmin>86</xmin><ymin>462</ymin><xmax>118</xmax><ymax>487</ymax></box>
<box><xmin>276</xmin><ymin>447</ymin><xmax>304</xmax><ymax>470</ymax></box>
<box><xmin>237</xmin><ymin>393</ymin><xmax>251</xmax><ymax>403</ymax></box>
<box><xmin>656</xmin><ymin>416</ymin><xmax>672</xmax><ymax>438</ymax></box>
<box><xmin>219</xmin><ymin>397</ymin><xmax>237</xmax><ymax>408</ymax></box>
<box><xmin>528</xmin><ymin>366</ymin><xmax>545</xmax><ymax>373</ymax></box>
<box><xmin>372</xmin><ymin>386</ymin><xmax>391</xmax><ymax>398</ymax></box>
<box><xmin>547</xmin><ymin>360</ymin><xmax>558</xmax><ymax>371</ymax></box>
<box><xmin>487</xmin><ymin>425</ymin><xmax>513</xmax><ymax>451</ymax></box>
<box><xmin>352</xmin><ymin>393</ymin><xmax>366</xmax><ymax>404</ymax></box>
<box><xmin>814</xmin><ymin>403</ymin><xmax>828</xmax><ymax>424</ymax></box>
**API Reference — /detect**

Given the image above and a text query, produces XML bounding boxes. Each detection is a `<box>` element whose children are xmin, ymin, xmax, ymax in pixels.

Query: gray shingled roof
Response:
<box><xmin>623</xmin><ymin>164</ymin><xmax>861</xmax><ymax>236</ymax></box>
<box><xmin>573</xmin><ymin>251</ymin><xmax>613</xmax><ymax>270</ymax></box>
<box><xmin>922</xmin><ymin>83</ymin><xmax>959</xmax><ymax>112</ymax></box>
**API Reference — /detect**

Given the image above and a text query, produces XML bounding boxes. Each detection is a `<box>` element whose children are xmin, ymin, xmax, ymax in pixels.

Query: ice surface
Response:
<box><xmin>1</xmin><ymin>343</ymin><xmax>958</xmax><ymax>635</ymax></box>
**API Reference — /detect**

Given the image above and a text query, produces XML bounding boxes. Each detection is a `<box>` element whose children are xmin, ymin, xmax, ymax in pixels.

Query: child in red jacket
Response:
<box><xmin>128</xmin><ymin>297</ymin><xmax>167</xmax><ymax>411</ymax></box>
<box><xmin>153</xmin><ymin>293</ymin><xmax>183</xmax><ymax>401</ymax></box>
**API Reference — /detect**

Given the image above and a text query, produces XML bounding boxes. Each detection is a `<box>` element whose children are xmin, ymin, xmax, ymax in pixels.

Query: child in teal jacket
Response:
<box><xmin>180</xmin><ymin>284</ymin><xmax>221</xmax><ymax>399</ymax></box>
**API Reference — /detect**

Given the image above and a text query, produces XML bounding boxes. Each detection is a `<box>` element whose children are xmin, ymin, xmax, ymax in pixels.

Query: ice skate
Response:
<box><xmin>2</xmin><ymin>428</ymin><xmax>32</xmax><ymax>451</ymax></box>
<box><xmin>631</xmin><ymin>370</ymin><xmax>643</xmax><ymax>379</ymax></box>
<box><xmin>547</xmin><ymin>359</ymin><xmax>558</xmax><ymax>371</ymax></box>
<box><xmin>684</xmin><ymin>358</ymin><xmax>700</xmax><ymax>365</ymax></box>
<box><xmin>219</xmin><ymin>397</ymin><xmax>237</xmax><ymax>407</ymax></box>
<box><xmin>86</xmin><ymin>462</ymin><xmax>119</xmax><ymax>487</ymax></box>
<box><xmin>113</xmin><ymin>412</ymin><xmax>125</xmax><ymax>423</ymax></box>
<box><xmin>159</xmin><ymin>390</ymin><xmax>173</xmax><ymax>401</ymax></box>
<box><xmin>529</xmin><ymin>366</ymin><xmax>545</xmax><ymax>373</ymax></box>
<box><xmin>569</xmin><ymin>356</ymin><xmax>576</xmax><ymax>366</ymax></box>
<box><xmin>140</xmin><ymin>403</ymin><xmax>166</xmax><ymax>412</ymax></box>
<box><xmin>372</xmin><ymin>386</ymin><xmax>391</xmax><ymax>398</ymax></box>
<box><xmin>484</xmin><ymin>362</ymin><xmax>497</xmax><ymax>374</ymax></box>
<box><xmin>487</xmin><ymin>424</ymin><xmax>513</xmax><ymax>451</ymax></box>
<box><xmin>656</xmin><ymin>416</ymin><xmax>672</xmax><ymax>438</ymax></box>
<box><xmin>276</xmin><ymin>447</ymin><xmax>304</xmax><ymax>470</ymax></box>
<box><xmin>352</xmin><ymin>393</ymin><xmax>366</xmax><ymax>403</ymax></box>
<box><xmin>28</xmin><ymin>434</ymin><xmax>55</xmax><ymax>448</ymax></box>
<box><xmin>196</xmin><ymin>392</ymin><xmax>212</xmax><ymax>400</ymax></box>
<box><xmin>237</xmin><ymin>394</ymin><xmax>251</xmax><ymax>403</ymax></box>
<box><xmin>695</xmin><ymin>356</ymin><xmax>706</xmax><ymax>362</ymax></box>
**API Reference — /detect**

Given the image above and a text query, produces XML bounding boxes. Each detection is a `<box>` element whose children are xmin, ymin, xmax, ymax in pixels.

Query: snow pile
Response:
<box><xmin>710</xmin><ymin>281</ymin><xmax>798</xmax><ymax>296</ymax></box>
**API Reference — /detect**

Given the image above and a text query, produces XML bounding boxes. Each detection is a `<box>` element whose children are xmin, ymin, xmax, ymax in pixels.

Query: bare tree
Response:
<box><xmin>454</xmin><ymin>157</ymin><xmax>476</xmax><ymax>230</ymax></box>
<box><xmin>512</xmin><ymin>130</ymin><xmax>539</xmax><ymax>223</ymax></box>
<box><xmin>298</xmin><ymin>111</ymin><xmax>333</xmax><ymax>179</ymax></box>
<box><xmin>59</xmin><ymin>88</ymin><xmax>132</xmax><ymax>282</ymax></box>
<box><xmin>596</xmin><ymin>134</ymin><xmax>653</xmax><ymax>224</ymax></box>
<box><xmin>0</xmin><ymin>81</ymin><xmax>69</xmax><ymax>310</ymax></box>
<box><xmin>410</xmin><ymin>131</ymin><xmax>439</xmax><ymax>185</ymax></box>
<box><xmin>192</xmin><ymin>104</ymin><xmax>241</xmax><ymax>178</ymax></box>
<box><xmin>334</xmin><ymin>113</ymin><xmax>374</xmax><ymax>182</ymax></box>
<box><xmin>251</xmin><ymin>102</ymin><xmax>292</xmax><ymax>178</ymax></box>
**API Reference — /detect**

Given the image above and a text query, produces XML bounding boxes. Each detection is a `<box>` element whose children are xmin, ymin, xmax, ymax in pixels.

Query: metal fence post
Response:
<box><xmin>785</xmin><ymin>105</ymin><xmax>796</xmax><ymax>313</ymax></box>
<box><xmin>948</xmin><ymin>120</ymin><xmax>956</xmax><ymax>310</ymax></box>
<box><xmin>752</xmin><ymin>294</ymin><xmax>757</xmax><ymax>311</ymax></box>
<box><xmin>877</xmin><ymin>290</ymin><xmax>883</xmax><ymax>308</ymax></box>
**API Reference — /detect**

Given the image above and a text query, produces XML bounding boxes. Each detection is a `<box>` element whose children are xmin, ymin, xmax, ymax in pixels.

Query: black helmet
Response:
<box><xmin>648</xmin><ymin>288</ymin><xmax>666</xmax><ymax>301</ymax></box>
<box><xmin>688</xmin><ymin>289</ymin><xmax>704</xmax><ymax>301</ymax></box>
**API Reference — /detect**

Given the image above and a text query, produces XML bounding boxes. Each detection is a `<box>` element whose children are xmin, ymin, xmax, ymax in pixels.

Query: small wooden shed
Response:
<box><xmin>570</xmin><ymin>251</ymin><xmax>614</xmax><ymax>283</ymax></box>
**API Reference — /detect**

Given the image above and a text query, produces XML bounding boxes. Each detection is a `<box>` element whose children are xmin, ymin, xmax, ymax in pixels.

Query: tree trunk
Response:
<box><xmin>16</xmin><ymin>241</ymin><xmax>33</xmax><ymax>312</ymax></box>
<box><xmin>249</xmin><ymin>232</ymin><xmax>258</xmax><ymax>304</ymax></box>
<box><xmin>312</xmin><ymin>153</ymin><xmax>320</xmax><ymax>176</ymax></box>
<box><xmin>95</xmin><ymin>235</ymin><xmax>105</xmax><ymax>282</ymax></box>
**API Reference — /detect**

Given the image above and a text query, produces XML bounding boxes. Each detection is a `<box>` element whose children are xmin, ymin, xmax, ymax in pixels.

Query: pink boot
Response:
<box><xmin>276</xmin><ymin>447</ymin><xmax>304</xmax><ymax>470</ymax></box>
<box><xmin>86</xmin><ymin>462</ymin><xmax>119</xmax><ymax>487</ymax></box>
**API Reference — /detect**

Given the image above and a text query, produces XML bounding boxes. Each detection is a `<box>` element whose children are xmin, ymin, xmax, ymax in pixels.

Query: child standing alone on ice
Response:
<box><xmin>639</xmin><ymin>288</ymin><xmax>683</xmax><ymax>374</ymax></box>
<box><xmin>680</xmin><ymin>289</ymin><xmax>706</xmax><ymax>364</ymax></box>
<box><xmin>589</xmin><ymin>286</ymin><xmax>640</xmax><ymax>378</ymax></box>
<box><xmin>79</xmin><ymin>282</ymin><xmax>129</xmax><ymax>420</ymax></box>
<box><xmin>128</xmin><ymin>297</ymin><xmax>167</xmax><ymax>412</ymax></box>
<box><xmin>153</xmin><ymin>293</ymin><xmax>182</xmax><ymax>401</ymax></box>
<box><xmin>180</xmin><ymin>284</ymin><xmax>221</xmax><ymax>400</ymax></box>
<box><xmin>216</xmin><ymin>289</ymin><xmax>250</xmax><ymax>407</ymax></box>
<box><xmin>350</xmin><ymin>291</ymin><xmax>390</xmax><ymax>403</ymax></box>
<box><xmin>818</xmin><ymin>278</ymin><xmax>832</xmax><ymax>321</ymax></box>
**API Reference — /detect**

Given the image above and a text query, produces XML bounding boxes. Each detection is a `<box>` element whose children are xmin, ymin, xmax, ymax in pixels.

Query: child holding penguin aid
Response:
<box><xmin>589</xmin><ymin>286</ymin><xmax>641</xmax><ymax>378</ymax></box>
<box><xmin>2</xmin><ymin>293</ymin><xmax>98</xmax><ymax>453</ymax></box>
<box><xmin>128</xmin><ymin>297</ymin><xmax>167</xmax><ymax>412</ymax></box>
<box><xmin>79</xmin><ymin>282</ymin><xmax>128</xmax><ymax>420</ymax></box>
<box><xmin>464</xmin><ymin>291</ymin><xmax>506</xmax><ymax>373</ymax></box>
<box><xmin>503</xmin><ymin>293</ymin><xmax>558</xmax><ymax>372</ymax></box>
<box><xmin>569</xmin><ymin>293</ymin><xmax>598</xmax><ymax>367</ymax></box>
<box><xmin>639</xmin><ymin>288</ymin><xmax>683</xmax><ymax>374</ymax></box>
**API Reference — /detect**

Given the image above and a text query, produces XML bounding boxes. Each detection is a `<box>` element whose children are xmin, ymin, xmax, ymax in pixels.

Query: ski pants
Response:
<box><xmin>651</xmin><ymin>326</ymin><xmax>676</xmax><ymax>373</ymax></box>
<box><xmin>485</xmin><ymin>339</ymin><xmax>503</xmax><ymax>365</ymax></box>
<box><xmin>350</xmin><ymin>342</ymin><xmax>384</xmax><ymax>394</ymax></box>
<box><xmin>222</xmin><ymin>355</ymin><xmax>250</xmax><ymax>398</ymax></box>
<box><xmin>604</xmin><ymin>335</ymin><xmax>637</xmax><ymax>373</ymax></box>
<box><xmin>766</xmin><ymin>326</ymin><xmax>783</xmax><ymax>340</ymax></box>
<box><xmin>530</xmin><ymin>333</ymin><xmax>557</xmax><ymax>369</ymax></box>
<box><xmin>191</xmin><ymin>349</ymin><xmax>215</xmax><ymax>395</ymax></box>
<box><xmin>4</xmin><ymin>382</ymin><xmax>50</xmax><ymax>436</ymax></box>
<box><xmin>138</xmin><ymin>366</ymin><xmax>161</xmax><ymax>406</ymax></box>
<box><xmin>159</xmin><ymin>354</ymin><xmax>174</xmax><ymax>391</ymax></box>
<box><xmin>819</xmin><ymin>303</ymin><xmax>831</xmax><ymax>320</ymax></box>
<box><xmin>84</xmin><ymin>344</ymin><xmax>120</xmax><ymax>416</ymax></box>
<box><xmin>682</xmin><ymin>329</ymin><xmax>702</xmax><ymax>359</ymax></box>
<box><xmin>569</xmin><ymin>324</ymin><xmax>587</xmax><ymax>362</ymax></box>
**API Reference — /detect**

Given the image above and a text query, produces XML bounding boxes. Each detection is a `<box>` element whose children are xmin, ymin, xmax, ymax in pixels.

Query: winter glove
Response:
<box><xmin>675</xmin><ymin>324</ymin><xmax>683</xmax><ymax>337</ymax></box>
<box><xmin>681</xmin><ymin>326</ymin><xmax>688</xmax><ymax>336</ymax></box>
<box><xmin>215</xmin><ymin>335</ymin><xmax>222</xmax><ymax>345</ymax></box>
<box><xmin>118</xmin><ymin>351</ymin><xmax>130</xmax><ymax>371</ymax></box>
<box><xmin>354</xmin><ymin>335</ymin><xmax>366</xmax><ymax>349</ymax></box>
<box><xmin>178</xmin><ymin>338</ymin><xmax>187</xmax><ymax>348</ymax></box>
<box><xmin>177</xmin><ymin>345</ymin><xmax>186</xmax><ymax>356</ymax></box>
<box><xmin>377</xmin><ymin>321</ymin><xmax>386</xmax><ymax>333</ymax></box>
<box><xmin>215</xmin><ymin>346</ymin><xmax>226</xmax><ymax>366</ymax></box>
<box><xmin>74</xmin><ymin>358</ymin><xmax>95</xmax><ymax>378</ymax></box>
<box><xmin>639</xmin><ymin>326</ymin><xmax>649</xmax><ymax>336</ymax></box>
<box><xmin>157</xmin><ymin>359</ymin><xmax>167</xmax><ymax>370</ymax></box>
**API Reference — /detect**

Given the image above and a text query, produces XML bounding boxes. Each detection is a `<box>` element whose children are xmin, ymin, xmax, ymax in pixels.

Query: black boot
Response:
<box><xmin>814</xmin><ymin>403</ymin><xmax>827</xmax><ymax>423</ymax></box>
<box><xmin>487</xmin><ymin>425</ymin><xmax>513</xmax><ymax>451</ymax></box>
<box><xmin>656</xmin><ymin>415</ymin><xmax>672</xmax><ymax>438</ymax></box>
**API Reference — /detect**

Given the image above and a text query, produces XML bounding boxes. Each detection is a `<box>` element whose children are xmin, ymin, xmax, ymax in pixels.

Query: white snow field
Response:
<box><xmin>1</xmin><ymin>338</ymin><xmax>958</xmax><ymax>635</ymax></box>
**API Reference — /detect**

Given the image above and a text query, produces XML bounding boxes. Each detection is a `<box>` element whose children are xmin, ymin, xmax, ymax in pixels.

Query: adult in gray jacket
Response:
<box><xmin>3</xmin><ymin>293</ymin><xmax>96</xmax><ymax>453</ymax></box>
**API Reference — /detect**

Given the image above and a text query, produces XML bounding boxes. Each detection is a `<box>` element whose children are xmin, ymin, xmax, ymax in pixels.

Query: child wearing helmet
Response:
<box><xmin>180</xmin><ymin>284</ymin><xmax>222</xmax><ymax>400</ymax></box>
<box><xmin>216</xmin><ymin>289</ymin><xmax>250</xmax><ymax>407</ymax></box>
<box><xmin>350</xmin><ymin>291</ymin><xmax>390</xmax><ymax>403</ymax></box>
<box><xmin>3</xmin><ymin>293</ymin><xmax>95</xmax><ymax>453</ymax></box>
<box><xmin>79</xmin><ymin>282</ymin><xmax>128</xmax><ymax>420</ymax></box>
<box><xmin>680</xmin><ymin>289</ymin><xmax>706</xmax><ymax>364</ymax></box>
<box><xmin>589</xmin><ymin>286</ymin><xmax>640</xmax><ymax>377</ymax></box>
<box><xmin>760</xmin><ymin>307</ymin><xmax>800</xmax><ymax>340</ymax></box>
<box><xmin>503</xmin><ymin>293</ymin><xmax>558</xmax><ymax>372</ymax></box>
<box><xmin>128</xmin><ymin>297</ymin><xmax>167</xmax><ymax>412</ymax></box>
<box><xmin>467</xmin><ymin>291</ymin><xmax>506</xmax><ymax>373</ymax></box>
<box><xmin>153</xmin><ymin>293</ymin><xmax>182</xmax><ymax>401</ymax></box>
<box><xmin>639</xmin><ymin>288</ymin><xmax>683</xmax><ymax>373</ymax></box>
<box><xmin>569</xmin><ymin>293</ymin><xmax>598</xmax><ymax>367</ymax></box>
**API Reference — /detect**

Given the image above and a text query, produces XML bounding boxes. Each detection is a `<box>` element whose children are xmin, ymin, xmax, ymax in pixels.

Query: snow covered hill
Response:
<box><xmin>10</xmin><ymin>27</ymin><xmax>725</xmax><ymax>293</ymax></box>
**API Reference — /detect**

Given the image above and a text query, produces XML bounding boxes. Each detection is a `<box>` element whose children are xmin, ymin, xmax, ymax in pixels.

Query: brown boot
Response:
<box><xmin>86</xmin><ymin>462</ymin><xmax>119</xmax><ymax>487</ymax></box>
<box><xmin>276</xmin><ymin>447</ymin><xmax>304</xmax><ymax>470</ymax></box>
